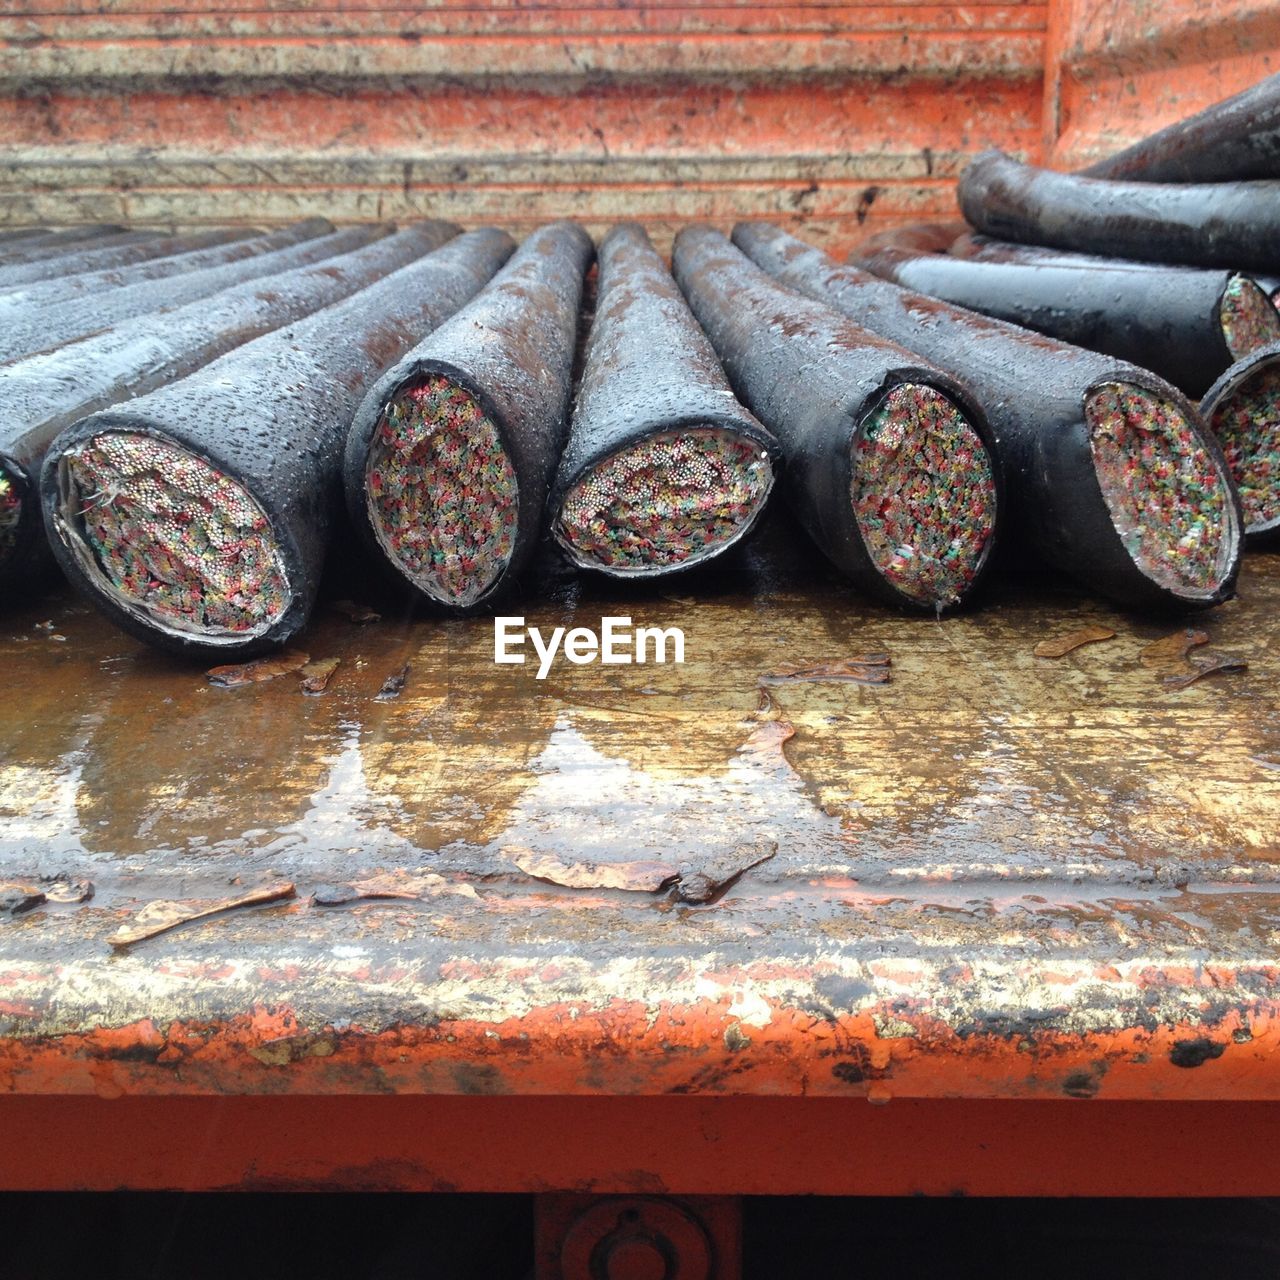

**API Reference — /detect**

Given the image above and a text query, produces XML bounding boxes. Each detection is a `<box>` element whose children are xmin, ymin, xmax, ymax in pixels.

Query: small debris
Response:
<box><xmin>375</xmin><ymin>663</ymin><xmax>409</xmax><ymax>701</ymax></box>
<box><xmin>1162</xmin><ymin>651</ymin><xmax>1248</xmax><ymax>690</ymax></box>
<box><xmin>0</xmin><ymin>881</ymin><xmax>46</xmax><ymax>916</ymax></box>
<box><xmin>762</xmin><ymin>655</ymin><xmax>891</xmax><ymax>684</ymax></box>
<box><xmin>206</xmin><ymin>650</ymin><xmax>310</xmax><ymax>687</ymax></box>
<box><xmin>108</xmin><ymin>881</ymin><xmax>296</xmax><ymax>948</ymax></box>
<box><xmin>1139</xmin><ymin>628</ymin><xmax>1209</xmax><ymax>671</ymax></box>
<box><xmin>42</xmin><ymin>874</ymin><xmax>94</xmax><ymax>904</ymax></box>
<box><xmin>674</xmin><ymin>873</ymin><xmax>717</xmax><ymax>904</ymax></box>
<box><xmin>756</xmin><ymin>685</ymin><xmax>781</xmax><ymax>715</ymax></box>
<box><xmin>312</xmin><ymin>870</ymin><xmax>477</xmax><ymax>905</ymax></box>
<box><xmin>1138</xmin><ymin>629</ymin><xmax>1244</xmax><ymax>689</ymax></box>
<box><xmin>300</xmin><ymin>657</ymin><xmax>341</xmax><ymax>695</ymax></box>
<box><xmin>1250</xmin><ymin>755</ymin><xmax>1280</xmax><ymax>772</ymax></box>
<box><xmin>508</xmin><ymin>847</ymin><xmax>680</xmax><ymax>893</ymax></box>
<box><xmin>330</xmin><ymin>599</ymin><xmax>382</xmax><ymax>624</ymax></box>
<box><xmin>312</xmin><ymin>883</ymin><xmax>356</xmax><ymax>906</ymax></box>
<box><xmin>676</xmin><ymin>841</ymin><xmax>777</xmax><ymax>903</ymax></box>
<box><xmin>1033</xmin><ymin>625</ymin><xmax>1116</xmax><ymax>658</ymax></box>
<box><xmin>738</xmin><ymin>717</ymin><xmax>797</xmax><ymax>770</ymax></box>
<box><xmin>349</xmin><ymin>869</ymin><xmax>476</xmax><ymax>901</ymax></box>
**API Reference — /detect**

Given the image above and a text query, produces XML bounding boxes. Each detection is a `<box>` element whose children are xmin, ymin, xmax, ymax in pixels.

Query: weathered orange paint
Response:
<box><xmin>0</xmin><ymin>2</ymin><xmax>1047</xmax><ymax>249</ymax></box>
<box><xmin>0</xmin><ymin>997</ymin><xmax>1274</xmax><ymax>1102</ymax></box>
<box><xmin>1044</xmin><ymin>0</ymin><xmax>1280</xmax><ymax>168</ymax></box>
<box><xmin>0</xmin><ymin>80</ymin><xmax>1039</xmax><ymax>164</ymax></box>
<box><xmin>2</xmin><ymin>1</ymin><xmax>1274</xmax><ymax>241</ymax></box>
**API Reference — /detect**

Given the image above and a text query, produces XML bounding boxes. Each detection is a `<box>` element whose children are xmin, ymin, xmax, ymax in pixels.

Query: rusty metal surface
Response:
<box><xmin>1</xmin><ymin>2</ymin><xmax>1048</xmax><ymax>83</ymax></box>
<box><xmin>0</xmin><ymin>3</ymin><xmax>1046</xmax><ymax>253</ymax></box>
<box><xmin>4</xmin><ymin>2</ymin><xmax>1277</xmax><ymax>252</ymax></box>
<box><xmin>2</xmin><ymin>513</ymin><xmax>1280</xmax><ymax>1101</ymax></box>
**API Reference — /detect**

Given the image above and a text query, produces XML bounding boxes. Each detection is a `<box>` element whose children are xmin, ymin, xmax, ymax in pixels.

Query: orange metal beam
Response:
<box><xmin>3</xmin><ymin>1095</ymin><xmax>1280</xmax><ymax>1196</ymax></box>
<box><xmin>1</xmin><ymin>1001</ymin><xmax>1278</xmax><ymax>1102</ymax></box>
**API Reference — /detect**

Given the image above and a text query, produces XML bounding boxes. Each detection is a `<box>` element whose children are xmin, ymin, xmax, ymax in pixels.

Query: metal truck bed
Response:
<box><xmin>3</xmin><ymin>520</ymin><xmax>1279</xmax><ymax>1195</ymax></box>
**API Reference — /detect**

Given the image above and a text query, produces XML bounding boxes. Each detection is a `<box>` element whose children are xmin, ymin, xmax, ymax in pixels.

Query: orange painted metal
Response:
<box><xmin>3</xmin><ymin>1095</ymin><xmax>1280</xmax><ymax>1196</ymax></box>
<box><xmin>1044</xmin><ymin>0</ymin><xmax>1280</xmax><ymax>169</ymax></box>
<box><xmin>0</xmin><ymin>2</ymin><xmax>1047</xmax><ymax>254</ymax></box>
<box><xmin>0</xmin><ymin>77</ymin><xmax>1038</xmax><ymax>256</ymax></box>
<box><xmin>3</xmin><ymin>2</ymin><xmax>1276</xmax><ymax>246</ymax></box>
<box><xmin>3</xmin><ymin>0</ymin><xmax>1280</xmax><ymax>1199</ymax></box>
<box><xmin>0</xmin><ymin>1001</ymin><xmax>1277</xmax><ymax>1103</ymax></box>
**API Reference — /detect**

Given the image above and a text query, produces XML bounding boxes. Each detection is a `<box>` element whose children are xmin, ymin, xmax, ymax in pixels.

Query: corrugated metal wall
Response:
<box><xmin>0</xmin><ymin>1</ymin><xmax>1276</xmax><ymax>256</ymax></box>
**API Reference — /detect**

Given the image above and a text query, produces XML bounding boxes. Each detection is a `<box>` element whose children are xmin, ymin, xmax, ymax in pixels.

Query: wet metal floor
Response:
<box><xmin>2</xmin><ymin>516</ymin><xmax>1280</xmax><ymax>1102</ymax></box>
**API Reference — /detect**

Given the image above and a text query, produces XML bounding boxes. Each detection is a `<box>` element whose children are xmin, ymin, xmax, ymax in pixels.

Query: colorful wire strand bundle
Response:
<box><xmin>344</xmin><ymin>221</ymin><xmax>590</xmax><ymax>615</ymax></box>
<box><xmin>1219</xmin><ymin>274</ymin><xmax>1280</xmax><ymax>358</ymax></box>
<box><xmin>556</xmin><ymin>428</ymin><xmax>773</xmax><ymax>571</ymax></box>
<box><xmin>62</xmin><ymin>432</ymin><xmax>290</xmax><ymax>635</ymax></box>
<box><xmin>1207</xmin><ymin>362</ymin><xmax>1280</xmax><ymax>530</ymax></box>
<box><xmin>367</xmin><ymin>375</ymin><xmax>519</xmax><ymax>607</ymax></box>
<box><xmin>1085</xmin><ymin>384</ymin><xmax>1233</xmax><ymax>594</ymax></box>
<box><xmin>851</xmin><ymin>384</ymin><xmax>998</xmax><ymax>607</ymax></box>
